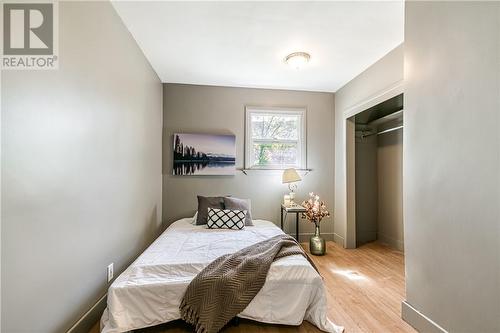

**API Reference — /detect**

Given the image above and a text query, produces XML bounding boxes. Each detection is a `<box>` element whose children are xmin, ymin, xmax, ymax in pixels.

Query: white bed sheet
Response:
<box><xmin>101</xmin><ymin>218</ymin><xmax>343</xmax><ymax>333</ymax></box>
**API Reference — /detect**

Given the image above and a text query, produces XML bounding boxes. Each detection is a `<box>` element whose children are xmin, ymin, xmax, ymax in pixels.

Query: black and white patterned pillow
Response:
<box><xmin>207</xmin><ymin>208</ymin><xmax>246</xmax><ymax>230</ymax></box>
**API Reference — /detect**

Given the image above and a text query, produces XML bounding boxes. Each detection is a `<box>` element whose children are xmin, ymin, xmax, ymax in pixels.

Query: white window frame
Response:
<box><xmin>245</xmin><ymin>106</ymin><xmax>307</xmax><ymax>170</ymax></box>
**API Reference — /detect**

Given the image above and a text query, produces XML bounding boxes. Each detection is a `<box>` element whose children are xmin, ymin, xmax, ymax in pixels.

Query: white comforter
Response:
<box><xmin>101</xmin><ymin>218</ymin><xmax>343</xmax><ymax>333</ymax></box>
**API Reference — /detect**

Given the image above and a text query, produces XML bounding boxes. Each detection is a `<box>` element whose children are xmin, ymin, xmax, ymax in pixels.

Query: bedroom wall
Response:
<box><xmin>1</xmin><ymin>2</ymin><xmax>162</xmax><ymax>333</ymax></box>
<box><xmin>162</xmin><ymin>84</ymin><xmax>335</xmax><ymax>239</ymax></box>
<box><xmin>403</xmin><ymin>2</ymin><xmax>500</xmax><ymax>332</ymax></box>
<box><xmin>354</xmin><ymin>135</ymin><xmax>378</xmax><ymax>245</ymax></box>
<box><xmin>377</xmin><ymin>129</ymin><xmax>403</xmax><ymax>251</ymax></box>
<box><xmin>334</xmin><ymin>44</ymin><xmax>403</xmax><ymax>247</ymax></box>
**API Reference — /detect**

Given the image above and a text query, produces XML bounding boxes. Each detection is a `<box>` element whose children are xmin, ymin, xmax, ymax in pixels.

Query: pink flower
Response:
<box><xmin>301</xmin><ymin>193</ymin><xmax>331</xmax><ymax>225</ymax></box>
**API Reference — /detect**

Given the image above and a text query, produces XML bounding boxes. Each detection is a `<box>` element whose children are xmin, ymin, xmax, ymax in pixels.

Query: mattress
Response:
<box><xmin>101</xmin><ymin>218</ymin><xmax>343</xmax><ymax>333</ymax></box>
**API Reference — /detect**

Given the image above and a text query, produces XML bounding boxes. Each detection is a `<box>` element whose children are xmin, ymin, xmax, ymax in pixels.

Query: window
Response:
<box><xmin>245</xmin><ymin>107</ymin><xmax>306</xmax><ymax>169</ymax></box>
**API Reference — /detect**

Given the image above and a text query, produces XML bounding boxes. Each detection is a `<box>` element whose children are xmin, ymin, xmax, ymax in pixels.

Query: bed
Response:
<box><xmin>100</xmin><ymin>218</ymin><xmax>343</xmax><ymax>333</ymax></box>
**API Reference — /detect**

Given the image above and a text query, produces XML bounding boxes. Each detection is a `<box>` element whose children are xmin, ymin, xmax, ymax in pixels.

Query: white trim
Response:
<box><xmin>402</xmin><ymin>301</ymin><xmax>449</xmax><ymax>333</ymax></box>
<box><xmin>288</xmin><ymin>232</ymin><xmax>335</xmax><ymax>243</ymax></box>
<box><xmin>252</xmin><ymin>139</ymin><xmax>299</xmax><ymax>144</ymax></box>
<box><xmin>333</xmin><ymin>233</ymin><xmax>345</xmax><ymax>247</ymax></box>
<box><xmin>343</xmin><ymin>79</ymin><xmax>404</xmax><ymax>118</ymax></box>
<box><xmin>344</xmin><ymin>116</ymin><xmax>356</xmax><ymax>249</ymax></box>
<box><xmin>377</xmin><ymin>232</ymin><xmax>404</xmax><ymax>252</ymax></box>
<box><xmin>245</xmin><ymin>106</ymin><xmax>307</xmax><ymax>170</ymax></box>
<box><xmin>66</xmin><ymin>293</ymin><xmax>107</xmax><ymax>333</ymax></box>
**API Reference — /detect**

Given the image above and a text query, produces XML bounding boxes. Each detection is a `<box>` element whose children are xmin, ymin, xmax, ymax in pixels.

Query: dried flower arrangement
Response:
<box><xmin>301</xmin><ymin>192</ymin><xmax>330</xmax><ymax>226</ymax></box>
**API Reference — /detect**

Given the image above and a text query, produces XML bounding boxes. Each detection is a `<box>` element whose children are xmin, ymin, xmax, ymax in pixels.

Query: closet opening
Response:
<box><xmin>352</xmin><ymin>93</ymin><xmax>404</xmax><ymax>250</ymax></box>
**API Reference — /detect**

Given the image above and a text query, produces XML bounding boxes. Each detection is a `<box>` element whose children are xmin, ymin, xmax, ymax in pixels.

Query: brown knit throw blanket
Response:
<box><xmin>179</xmin><ymin>234</ymin><xmax>318</xmax><ymax>333</ymax></box>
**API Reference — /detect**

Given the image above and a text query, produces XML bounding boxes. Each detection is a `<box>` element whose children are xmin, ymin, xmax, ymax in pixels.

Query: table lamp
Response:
<box><xmin>282</xmin><ymin>168</ymin><xmax>301</xmax><ymax>206</ymax></box>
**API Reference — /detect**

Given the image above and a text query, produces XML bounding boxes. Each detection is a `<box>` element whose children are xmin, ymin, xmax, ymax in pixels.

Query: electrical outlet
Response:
<box><xmin>107</xmin><ymin>263</ymin><xmax>114</xmax><ymax>282</ymax></box>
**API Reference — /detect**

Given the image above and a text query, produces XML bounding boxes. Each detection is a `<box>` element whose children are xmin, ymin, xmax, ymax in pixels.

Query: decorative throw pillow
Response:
<box><xmin>223</xmin><ymin>197</ymin><xmax>253</xmax><ymax>226</ymax></box>
<box><xmin>191</xmin><ymin>212</ymin><xmax>198</xmax><ymax>225</ymax></box>
<box><xmin>196</xmin><ymin>196</ymin><xmax>225</xmax><ymax>225</ymax></box>
<box><xmin>207</xmin><ymin>208</ymin><xmax>246</xmax><ymax>230</ymax></box>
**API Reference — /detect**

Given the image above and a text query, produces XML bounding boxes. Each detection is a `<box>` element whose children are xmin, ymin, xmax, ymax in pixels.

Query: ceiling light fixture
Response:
<box><xmin>284</xmin><ymin>52</ymin><xmax>311</xmax><ymax>70</ymax></box>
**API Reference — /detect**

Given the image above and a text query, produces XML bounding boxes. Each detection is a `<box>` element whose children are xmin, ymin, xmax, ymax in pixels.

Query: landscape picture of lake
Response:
<box><xmin>173</xmin><ymin>133</ymin><xmax>236</xmax><ymax>175</ymax></box>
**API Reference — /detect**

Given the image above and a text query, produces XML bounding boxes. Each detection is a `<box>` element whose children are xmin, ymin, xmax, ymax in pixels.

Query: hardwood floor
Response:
<box><xmin>90</xmin><ymin>241</ymin><xmax>415</xmax><ymax>333</ymax></box>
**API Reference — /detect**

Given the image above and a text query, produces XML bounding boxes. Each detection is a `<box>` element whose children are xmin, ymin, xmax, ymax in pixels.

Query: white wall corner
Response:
<box><xmin>377</xmin><ymin>233</ymin><xmax>404</xmax><ymax>252</ymax></box>
<box><xmin>332</xmin><ymin>233</ymin><xmax>345</xmax><ymax>247</ymax></box>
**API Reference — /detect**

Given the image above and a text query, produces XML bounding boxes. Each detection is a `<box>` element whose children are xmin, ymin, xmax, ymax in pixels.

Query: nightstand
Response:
<box><xmin>280</xmin><ymin>204</ymin><xmax>306</xmax><ymax>241</ymax></box>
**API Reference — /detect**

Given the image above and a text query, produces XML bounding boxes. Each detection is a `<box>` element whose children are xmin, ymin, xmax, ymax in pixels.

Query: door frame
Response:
<box><xmin>341</xmin><ymin>80</ymin><xmax>404</xmax><ymax>248</ymax></box>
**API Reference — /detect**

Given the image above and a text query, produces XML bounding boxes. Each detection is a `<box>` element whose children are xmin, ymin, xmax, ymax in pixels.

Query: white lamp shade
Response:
<box><xmin>282</xmin><ymin>168</ymin><xmax>301</xmax><ymax>184</ymax></box>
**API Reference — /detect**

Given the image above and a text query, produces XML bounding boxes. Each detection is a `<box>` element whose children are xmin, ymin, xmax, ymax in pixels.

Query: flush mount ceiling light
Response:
<box><xmin>284</xmin><ymin>52</ymin><xmax>311</xmax><ymax>70</ymax></box>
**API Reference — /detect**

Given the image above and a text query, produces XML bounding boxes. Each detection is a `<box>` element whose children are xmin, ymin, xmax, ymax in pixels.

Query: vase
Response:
<box><xmin>309</xmin><ymin>223</ymin><xmax>326</xmax><ymax>256</ymax></box>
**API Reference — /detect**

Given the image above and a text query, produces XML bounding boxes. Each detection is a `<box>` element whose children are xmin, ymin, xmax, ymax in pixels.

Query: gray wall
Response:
<box><xmin>1</xmin><ymin>2</ymin><xmax>162</xmax><ymax>332</ymax></box>
<box><xmin>162</xmin><ymin>84</ymin><xmax>335</xmax><ymax>239</ymax></box>
<box><xmin>335</xmin><ymin>44</ymin><xmax>403</xmax><ymax>247</ymax></box>
<box><xmin>355</xmin><ymin>135</ymin><xmax>378</xmax><ymax>245</ymax></box>
<box><xmin>377</xmin><ymin>129</ymin><xmax>403</xmax><ymax>251</ymax></box>
<box><xmin>403</xmin><ymin>2</ymin><xmax>499</xmax><ymax>332</ymax></box>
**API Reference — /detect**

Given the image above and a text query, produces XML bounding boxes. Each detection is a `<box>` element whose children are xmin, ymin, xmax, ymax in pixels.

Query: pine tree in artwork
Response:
<box><xmin>174</xmin><ymin>134</ymin><xmax>181</xmax><ymax>160</ymax></box>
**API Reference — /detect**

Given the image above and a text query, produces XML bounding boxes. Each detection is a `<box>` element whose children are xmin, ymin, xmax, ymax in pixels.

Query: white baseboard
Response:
<box><xmin>66</xmin><ymin>294</ymin><xmax>107</xmax><ymax>333</ymax></box>
<box><xmin>287</xmin><ymin>232</ymin><xmax>335</xmax><ymax>243</ymax></box>
<box><xmin>377</xmin><ymin>232</ymin><xmax>404</xmax><ymax>252</ymax></box>
<box><xmin>402</xmin><ymin>301</ymin><xmax>448</xmax><ymax>333</ymax></box>
<box><xmin>333</xmin><ymin>233</ymin><xmax>345</xmax><ymax>247</ymax></box>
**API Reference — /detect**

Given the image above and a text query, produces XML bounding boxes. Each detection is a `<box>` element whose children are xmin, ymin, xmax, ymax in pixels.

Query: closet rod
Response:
<box><xmin>377</xmin><ymin>125</ymin><xmax>403</xmax><ymax>135</ymax></box>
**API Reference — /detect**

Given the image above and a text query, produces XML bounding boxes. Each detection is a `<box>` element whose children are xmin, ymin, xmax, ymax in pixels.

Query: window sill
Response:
<box><xmin>238</xmin><ymin>168</ymin><xmax>312</xmax><ymax>175</ymax></box>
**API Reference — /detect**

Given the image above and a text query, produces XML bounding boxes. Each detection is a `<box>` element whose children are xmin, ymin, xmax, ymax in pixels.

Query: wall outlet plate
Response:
<box><xmin>107</xmin><ymin>263</ymin><xmax>114</xmax><ymax>282</ymax></box>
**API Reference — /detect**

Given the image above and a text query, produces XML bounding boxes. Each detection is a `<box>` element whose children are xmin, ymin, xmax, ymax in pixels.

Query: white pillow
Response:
<box><xmin>191</xmin><ymin>212</ymin><xmax>198</xmax><ymax>225</ymax></box>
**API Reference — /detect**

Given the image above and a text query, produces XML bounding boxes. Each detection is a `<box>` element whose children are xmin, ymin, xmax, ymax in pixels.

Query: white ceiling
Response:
<box><xmin>112</xmin><ymin>1</ymin><xmax>404</xmax><ymax>92</ymax></box>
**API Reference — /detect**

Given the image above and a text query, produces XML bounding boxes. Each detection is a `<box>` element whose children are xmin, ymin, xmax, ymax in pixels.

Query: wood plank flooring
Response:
<box><xmin>90</xmin><ymin>241</ymin><xmax>415</xmax><ymax>333</ymax></box>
